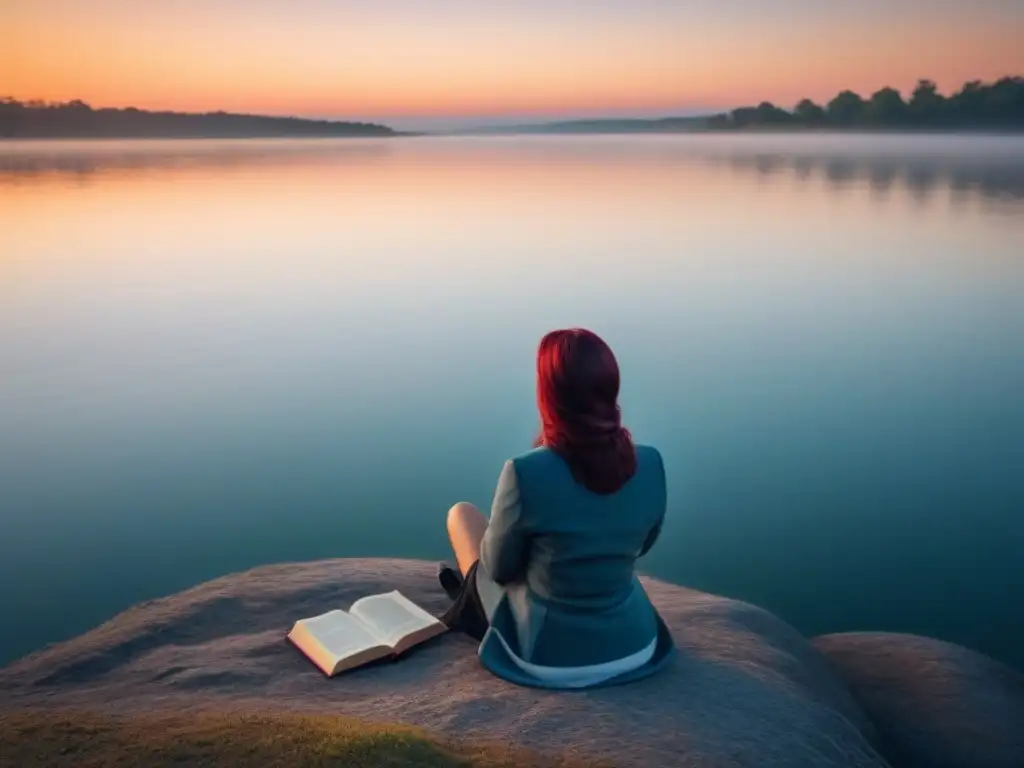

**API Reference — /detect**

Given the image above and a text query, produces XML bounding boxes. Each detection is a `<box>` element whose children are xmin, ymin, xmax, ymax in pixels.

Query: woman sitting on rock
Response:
<box><xmin>440</xmin><ymin>327</ymin><xmax>675</xmax><ymax>689</ymax></box>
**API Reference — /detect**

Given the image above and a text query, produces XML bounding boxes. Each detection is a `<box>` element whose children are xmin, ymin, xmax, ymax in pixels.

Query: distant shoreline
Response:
<box><xmin>0</xmin><ymin>133</ymin><xmax>419</xmax><ymax>141</ymax></box>
<box><xmin>448</xmin><ymin>75</ymin><xmax>1024</xmax><ymax>136</ymax></box>
<box><xmin>0</xmin><ymin>99</ymin><xmax>397</xmax><ymax>140</ymax></box>
<box><xmin>443</xmin><ymin>124</ymin><xmax>1024</xmax><ymax>138</ymax></box>
<box><xmin>4</xmin><ymin>75</ymin><xmax>1023</xmax><ymax>140</ymax></box>
<box><xmin>4</xmin><ymin>127</ymin><xmax>1022</xmax><ymax>141</ymax></box>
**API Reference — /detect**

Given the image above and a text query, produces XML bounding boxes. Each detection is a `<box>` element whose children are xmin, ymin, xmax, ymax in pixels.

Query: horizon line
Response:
<box><xmin>7</xmin><ymin>72</ymin><xmax>1021</xmax><ymax>131</ymax></box>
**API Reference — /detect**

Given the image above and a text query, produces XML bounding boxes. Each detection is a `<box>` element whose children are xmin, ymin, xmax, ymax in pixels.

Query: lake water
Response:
<box><xmin>1</xmin><ymin>134</ymin><xmax>1022</xmax><ymax>671</ymax></box>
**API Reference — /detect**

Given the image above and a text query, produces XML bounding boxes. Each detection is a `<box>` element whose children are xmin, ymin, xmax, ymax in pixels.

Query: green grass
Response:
<box><xmin>0</xmin><ymin>710</ymin><xmax>604</xmax><ymax>768</ymax></box>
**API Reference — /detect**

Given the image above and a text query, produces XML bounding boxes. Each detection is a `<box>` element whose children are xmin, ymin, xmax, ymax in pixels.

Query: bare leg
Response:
<box><xmin>446</xmin><ymin>501</ymin><xmax>488</xmax><ymax>577</ymax></box>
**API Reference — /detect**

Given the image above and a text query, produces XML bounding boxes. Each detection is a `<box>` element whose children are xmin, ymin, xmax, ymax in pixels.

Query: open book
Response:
<box><xmin>287</xmin><ymin>590</ymin><xmax>447</xmax><ymax>677</ymax></box>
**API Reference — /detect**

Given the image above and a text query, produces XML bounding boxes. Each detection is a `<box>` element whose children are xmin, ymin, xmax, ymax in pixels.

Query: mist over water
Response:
<box><xmin>1</xmin><ymin>134</ymin><xmax>1022</xmax><ymax>669</ymax></box>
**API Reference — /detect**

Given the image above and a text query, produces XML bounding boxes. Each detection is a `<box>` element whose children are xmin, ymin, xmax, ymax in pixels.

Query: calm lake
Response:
<box><xmin>1</xmin><ymin>134</ymin><xmax>1022</xmax><ymax>671</ymax></box>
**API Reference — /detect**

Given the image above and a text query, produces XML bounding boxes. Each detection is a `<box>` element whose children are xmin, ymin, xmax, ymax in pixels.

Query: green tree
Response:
<box><xmin>754</xmin><ymin>101</ymin><xmax>791</xmax><ymax>125</ymax></box>
<box><xmin>909</xmin><ymin>79</ymin><xmax>946</xmax><ymax>124</ymax></box>
<box><xmin>951</xmin><ymin>80</ymin><xmax>985</xmax><ymax>122</ymax></box>
<box><xmin>794</xmin><ymin>98</ymin><xmax>826</xmax><ymax>125</ymax></box>
<box><xmin>826</xmin><ymin>90</ymin><xmax>865</xmax><ymax>126</ymax></box>
<box><xmin>729</xmin><ymin>106</ymin><xmax>759</xmax><ymax>128</ymax></box>
<box><xmin>986</xmin><ymin>76</ymin><xmax>1024</xmax><ymax>126</ymax></box>
<box><xmin>864</xmin><ymin>87</ymin><xmax>907</xmax><ymax>125</ymax></box>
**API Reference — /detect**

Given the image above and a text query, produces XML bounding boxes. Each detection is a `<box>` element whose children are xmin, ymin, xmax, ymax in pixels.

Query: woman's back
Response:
<box><xmin>507</xmin><ymin>444</ymin><xmax>666</xmax><ymax>610</ymax></box>
<box><xmin>443</xmin><ymin>327</ymin><xmax>675</xmax><ymax>687</ymax></box>
<box><xmin>476</xmin><ymin>442</ymin><xmax>667</xmax><ymax>670</ymax></box>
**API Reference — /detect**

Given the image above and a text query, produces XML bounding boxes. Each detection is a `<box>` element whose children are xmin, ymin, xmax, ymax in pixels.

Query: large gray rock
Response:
<box><xmin>813</xmin><ymin>632</ymin><xmax>1024</xmax><ymax>768</ymax></box>
<box><xmin>0</xmin><ymin>558</ymin><xmax>1014</xmax><ymax>767</ymax></box>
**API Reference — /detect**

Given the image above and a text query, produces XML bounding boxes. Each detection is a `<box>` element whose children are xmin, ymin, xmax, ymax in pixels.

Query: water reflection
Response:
<box><xmin>2</xmin><ymin>134</ymin><xmax>1023</xmax><ymax>206</ymax></box>
<box><xmin>719</xmin><ymin>141</ymin><xmax>1024</xmax><ymax>202</ymax></box>
<box><xmin>0</xmin><ymin>139</ymin><xmax>394</xmax><ymax>183</ymax></box>
<box><xmin>0</xmin><ymin>132</ymin><xmax>1021</xmax><ymax>672</ymax></box>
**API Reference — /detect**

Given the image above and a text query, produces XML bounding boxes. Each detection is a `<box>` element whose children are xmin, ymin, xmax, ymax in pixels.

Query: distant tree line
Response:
<box><xmin>708</xmin><ymin>77</ymin><xmax>1024</xmax><ymax>131</ymax></box>
<box><xmin>0</xmin><ymin>99</ymin><xmax>395</xmax><ymax>138</ymax></box>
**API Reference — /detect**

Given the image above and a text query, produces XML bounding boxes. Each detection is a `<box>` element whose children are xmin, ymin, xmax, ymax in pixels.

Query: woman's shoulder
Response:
<box><xmin>634</xmin><ymin>444</ymin><xmax>665</xmax><ymax>474</ymax></box>
<box><xmin>506</xmin><ymin>445</ymin><xmax>559</xmax><ymax>473</ymax></box>
<box><xmin>631</xmin><ymin>445</ymin><xmax>667</xmax><ymax>494</ymax></box>
<box><xmin>633</xmin><ymin>443</ymin><xmax>663</xmax><ymax>461</ymax></box>
<box><xmin>506</xmin><ymin>444</ymin><xmax>664</xmax><ymax>480</ymax></box>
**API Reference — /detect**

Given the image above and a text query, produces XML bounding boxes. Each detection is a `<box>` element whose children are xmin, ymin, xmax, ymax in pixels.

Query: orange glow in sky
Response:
<box><xmin>5</xmin><ymin>1</ymin><xmax>1023</xmax><ymax>126</ymax></box>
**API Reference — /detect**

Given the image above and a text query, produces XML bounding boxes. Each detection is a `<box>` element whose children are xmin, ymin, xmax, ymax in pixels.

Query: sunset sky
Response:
<box><xmin>5</xmin><ymin>0</ymin><xmax>1023</xmax><ymax>129</ymax></box>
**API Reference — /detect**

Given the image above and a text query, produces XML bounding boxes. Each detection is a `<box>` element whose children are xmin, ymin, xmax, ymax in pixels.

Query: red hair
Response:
<box><xmin>534</xmin><ymin>328</ymin><xmax>637</xmax><ymax>495</ymax></box>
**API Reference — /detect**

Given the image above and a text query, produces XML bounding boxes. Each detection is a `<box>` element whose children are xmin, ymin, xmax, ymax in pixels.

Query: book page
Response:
<box><xmin>349</xmin><ymin>591</ymin><xmax>441</xmax><ymax>648</ymax></box>
<box><xmin>298</xmin><ymin>609</ymin><xmax>385</xmax><ymax>660</ymax></box>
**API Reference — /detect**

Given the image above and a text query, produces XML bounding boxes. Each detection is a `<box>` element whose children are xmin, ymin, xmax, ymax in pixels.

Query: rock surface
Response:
<box><xmin>0</xmin><ymin>558</ymin><xmax>1020</xmax><ymax>767</ymax></box>
<box><xmin>812</xmin><ymin>632</ymin><xmax>1024</xmax><ymax>768</ymax></box>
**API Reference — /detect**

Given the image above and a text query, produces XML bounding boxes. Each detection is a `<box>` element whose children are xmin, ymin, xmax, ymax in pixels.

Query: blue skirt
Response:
<box><xmin>440</xmin><ymin>561</ymin><xmax>676</xmax><ymax>690</ymax></box>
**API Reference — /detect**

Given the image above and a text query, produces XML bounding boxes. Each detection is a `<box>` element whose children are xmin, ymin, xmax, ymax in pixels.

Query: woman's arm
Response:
<box><xmin>639</xmin><ymin>447</ymin><xmax>668</xmax><ymax>558</ymax></box>
<box><xmin>479</xmin><ymin>460</ymin><xmax>528</xmax><ymax>586</ymax></box>
<box><xmin>639</xmin><ymin>515</ymin><xmax>664</xmax><ymax>557</ymax></box>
